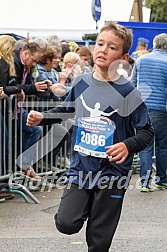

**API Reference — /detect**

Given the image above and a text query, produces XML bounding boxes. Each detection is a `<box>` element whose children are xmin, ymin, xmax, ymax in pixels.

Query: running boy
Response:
<box><xmin>26</xmin><ymin>22</ymin><xmax>154</xmax><ymax>252</ymax></box>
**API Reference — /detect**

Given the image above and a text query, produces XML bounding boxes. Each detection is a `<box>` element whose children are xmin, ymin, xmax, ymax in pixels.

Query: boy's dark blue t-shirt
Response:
<box><xmin>48</xmin><ymin>72</ymin><xmax>151</xmax><ymax>188</ymax></box>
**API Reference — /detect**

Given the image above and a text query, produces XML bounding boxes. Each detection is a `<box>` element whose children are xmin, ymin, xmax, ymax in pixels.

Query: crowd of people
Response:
<box><xmin>0</xmin><ymin>21</ymin><xmax>167</xmax><ymax>251</ymax></box>
<box><xmin>0</xmin><ymin>34</ymin><xmax>93</xmax><ymax>201</ymax></box>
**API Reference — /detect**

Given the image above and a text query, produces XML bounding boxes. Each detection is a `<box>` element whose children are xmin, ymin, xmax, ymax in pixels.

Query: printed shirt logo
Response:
<box><xmin>74</xmin><ymin>95</ymin><xmax>118</xmax><ymax>158</ymax></box>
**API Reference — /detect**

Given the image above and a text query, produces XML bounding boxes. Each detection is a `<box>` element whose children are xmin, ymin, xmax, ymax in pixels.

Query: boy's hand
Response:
<box><xmin>106</xmin><ymin>142</ymin><xmax>129</xmax><ymax>164</ymax></box>
<box><xmin>26</xmin><ymin>110</ymin><xmax>43</xmax><ymax>126</ymax></box>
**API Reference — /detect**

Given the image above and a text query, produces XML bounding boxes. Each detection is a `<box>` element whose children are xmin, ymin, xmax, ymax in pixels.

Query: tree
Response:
<box><xmin>145</xmin><ymin>0</ymin><xmax>167</xmax><ymax>22</ymax></box>
<box><xmin>82</xmin><ymin>33</ymin><xmax>98</xmax><ymax>41</ymax></box>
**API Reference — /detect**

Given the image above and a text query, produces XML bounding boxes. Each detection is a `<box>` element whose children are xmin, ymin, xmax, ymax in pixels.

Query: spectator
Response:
<box><xmin>63</xmin><ymin>51</ymin><xmax>80</xmax><ymax>68</ymax></box>
<box><xmin>77</xmin><ymin>46</ymin><xmax>92</xmax><ymax>63</ymax></box>
<box><xmin>47</xmin><ymin>37</ymin><xmax>62</xmax><ymax>72</ymax></box>
<box><xmin>0</xmin><ymin>79</ymin><xmax>15</xmax><ymax>202</ymax></box>
<box><xmin>131</xmin><ymin>37</ymin><xmax>149</xmax><ymax>60</ymax></box>
<box><xmin>36</xmin><ymin>45</ymin><xmax>71</xmax><ymax>169</ymax></box>
<box><xmin>68</xmin><ymin>41</ymin><xmax>79</xmax><ymax>52</ymax></box>
<box><xmin>14</xmin><ymin>39</ymin><xmax>27</xmax><ymax>53</ymax></box>
<box><xmin>77</xmin><ymin>46</ymin><xmax>93</xmax><ymax>73</ymax></box>
<box><xmin>36</xmin><ymin>45</ymin><xmax>67</xmax><ymax>101</ymax></box>
<box><xmin>13</xmin><ymin>42</ymin><xmax>49</xmax><ymax>180</ymax></box>
<box><xmin>47</xmin><ymin>35</ymin><xmax>61</xmax><ymax>48</ymax></box>
<box><xmin>0</xmin><ymin>35</ymin><xmax>23</xmax><ymax>95</ymax></box>
<box><xmin>28</xmin><ymin>37</ymin><xmax>47</xmax><ymax>53</ymax></box>
<box><xmin>61</xmin><ymin>43</ymin><xmax>71</xmax><ymax>61</ymax></box>
<box><xmin>131</xmin><ymin>33</ymin><xmax>167</xmax><ymax>192</ymax></box>
<box><xmin>61</xmin><ymin>51</ymin><xmax>82</xmax><ymax>85</ymax></box>
<box><xmin>0</xmin><ymin>35</ymin><xmax>24</xmax><ymax>174</ymax></box>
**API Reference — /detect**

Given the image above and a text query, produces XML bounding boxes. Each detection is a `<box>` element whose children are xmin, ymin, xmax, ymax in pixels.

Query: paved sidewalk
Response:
<box><xmin>0</xmin><ymin>174</ymin><xmax>167</xmax><ymax>252</ymax></box>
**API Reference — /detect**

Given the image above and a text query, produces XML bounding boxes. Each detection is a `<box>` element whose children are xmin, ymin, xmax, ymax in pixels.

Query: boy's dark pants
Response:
<box><xmin>55</xmin><ymin>182</ymin><xmax>126</xmax><ymax>252</ymax></box>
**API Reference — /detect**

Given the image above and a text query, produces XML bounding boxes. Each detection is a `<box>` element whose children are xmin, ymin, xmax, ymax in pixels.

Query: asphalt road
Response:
<box><xmin>0</xmin><ymin>173</ymin><xmax>167</xmax><ymax>252</ymax></box>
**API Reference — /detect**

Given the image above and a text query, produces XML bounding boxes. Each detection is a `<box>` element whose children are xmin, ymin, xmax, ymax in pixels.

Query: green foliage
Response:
<box><xmin>82</xmin><ymin>33</ymin><xmax>98</xmax><ymax>41</ymax></box>
<box><xmin>145</xmin><ymin>0</ymin><xmax>167</xmax><ymax>22</ymax></box>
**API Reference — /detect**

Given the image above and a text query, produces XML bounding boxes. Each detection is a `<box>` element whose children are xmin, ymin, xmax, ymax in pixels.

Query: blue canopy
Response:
<box><xmin>0</xmin><ymin>33</ymin><xmax>25</xmax><ymax>40</ymax></box>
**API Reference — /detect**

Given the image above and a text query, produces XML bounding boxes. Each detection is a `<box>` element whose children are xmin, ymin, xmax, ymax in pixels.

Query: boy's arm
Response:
<box><xmin>27</xmin><ymin>76</ymin><xmax>88</xmax><ymax>126</ymax></box>
<box><xmin>40</xmin><ymin>84</ymin><xmax>77</xmax><ymax>125</ymax></box>
<box><xmin>40</xmin><ymin>105</ymin><xmax>75</xmax><ymax>125</ymax></box>
<box><xmin>26</xmin><ymin>105</ymin><xmax>75</xmax><ymax>126</ymax></box>
<box><xmin>123</xmin><ymin>123</ymin><xmax>154</xmax><ymax>154</ymax></box>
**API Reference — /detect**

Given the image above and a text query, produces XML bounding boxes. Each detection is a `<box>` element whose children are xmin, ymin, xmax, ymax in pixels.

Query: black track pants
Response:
<box><xmin>55</xmin><ymin>183</ymin><xmax>126</xmax><ymax>252</ymax></box>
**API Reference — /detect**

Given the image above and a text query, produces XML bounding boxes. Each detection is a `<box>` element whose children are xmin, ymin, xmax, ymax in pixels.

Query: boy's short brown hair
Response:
<box><xmin>99</xmin><ymin>21</ymin><xmax>133</xmax><ymax>55</ymax></box>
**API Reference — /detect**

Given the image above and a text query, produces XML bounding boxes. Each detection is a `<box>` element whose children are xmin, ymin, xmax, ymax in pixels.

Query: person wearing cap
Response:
<box><xmin>131</xmin><ymin>37</ymin><xmax>149</xmax><ymax>59</ymax></box>
<box><xmin>68</xmin><ymin>41</ymin><xmax>79</xmax><ymax>53</ymax></box>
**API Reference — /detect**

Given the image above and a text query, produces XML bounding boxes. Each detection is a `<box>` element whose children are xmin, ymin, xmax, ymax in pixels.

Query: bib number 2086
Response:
<box><xmin>80</xmin><ymin>131</ymin><xmax>106</xmax><ymax>147</ymax></box>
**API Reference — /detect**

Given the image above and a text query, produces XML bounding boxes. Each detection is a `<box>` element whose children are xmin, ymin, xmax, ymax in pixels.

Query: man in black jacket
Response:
<box><xmin>14</xmin><ymin>42</ymin><xmax>69</xmax><ymax>179</ymax></box>
<box><xmin>13</xmin><ymin>42</ymin><xmax>47</xmax><ymax>180</ymax></box>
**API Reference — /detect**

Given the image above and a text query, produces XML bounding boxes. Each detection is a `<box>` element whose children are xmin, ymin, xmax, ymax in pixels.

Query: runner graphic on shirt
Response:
<box><xmin>74</xmin><ymin>95</ymin><xmax>117</xmax><ymax>157</ymax></box>
<box><xmin>80</xmin><ymin>94</ymin><xmax>119</xmax><ymax>121</ymax></box>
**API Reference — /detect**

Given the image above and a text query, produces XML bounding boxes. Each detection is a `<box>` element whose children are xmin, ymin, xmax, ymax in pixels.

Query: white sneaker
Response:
<box><xmin>0</xmin><ymin>198</ymin><xmax>5</xmax><ymax>203</ymax></box>
<box><xmin>56</xmin><ymin>156</ymin><xmax>70</xmax><ymax>169</ymax></box>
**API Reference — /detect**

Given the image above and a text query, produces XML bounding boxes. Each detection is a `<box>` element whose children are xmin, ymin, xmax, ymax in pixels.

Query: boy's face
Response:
<box><xmin>93</xmin><ymin>30</ymin><xmax>124</xmax><ymax>71</ymax></box>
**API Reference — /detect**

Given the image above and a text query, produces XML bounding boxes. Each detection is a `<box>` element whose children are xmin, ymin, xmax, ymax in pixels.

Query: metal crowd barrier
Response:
<box><xmin>0</xmin><ymin>94</ymin><xmax>72</xmax><ymax>203</ymax></box>
<box><xmin>0</xmin><ymin>94</ymin><xmax>156</xmax><ymax>200</ymax></box>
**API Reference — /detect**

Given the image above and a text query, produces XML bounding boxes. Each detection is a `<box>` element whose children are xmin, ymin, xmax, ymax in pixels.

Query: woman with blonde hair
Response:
<box><xmin>0</xmin><ymin>35</ymin><xmax>22</xmax><ymax>95</ymax></box>
<box><xmin>0</xmin><ymin>36</ymin><xmax>23</xmax><ymax>197</ymax></box>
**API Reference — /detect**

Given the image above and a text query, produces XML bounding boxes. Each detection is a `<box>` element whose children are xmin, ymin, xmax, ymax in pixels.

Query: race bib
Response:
<box><xmin>74</xmin><ymin>116</ymin><xmax>116</xmax><ymax>158</ymax></box>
